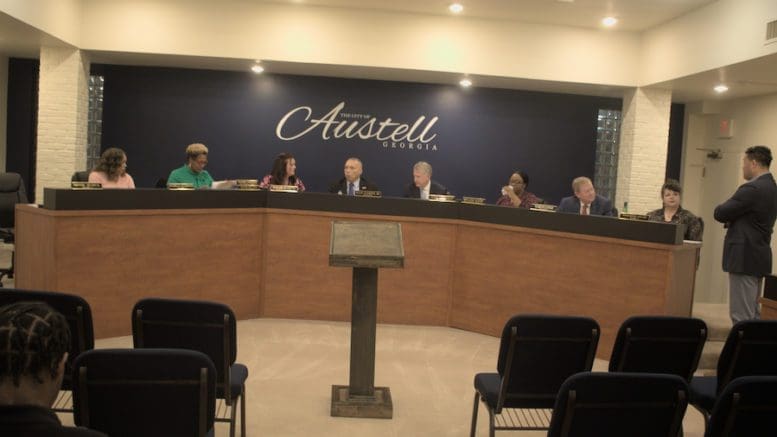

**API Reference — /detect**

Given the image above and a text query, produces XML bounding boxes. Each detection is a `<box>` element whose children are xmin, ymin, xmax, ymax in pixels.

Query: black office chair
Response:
<box><xmin>546</xmin><ymin>372</ymin><xmax>688</xmax><ymax>437</ymax></box>
<box><xmin>689</xmin><ymin>320</ymin><xmax>777</xmax><ymax>429</ymax></box>
<box><xmin>73</xmin><ymin>348</ymin><xmax>216</xmax><ymax>437</ymax></box>
<box><xmin>132</xmin><ymin>297</ymin><xmax>248</xmax><ymax>437</ymax></box>
<box><xmin>609</xmin><ymin>315</ymin><xmax>707</xmax><ymax>381</ymax></box>
<box><xmin>705</xmin><ymin>375</ymin><xmax>777</xmax><ymax>437</ymax></box>
<box><xmin>0</xmin><ymin>288</ymin><xmax>95</xmax><ymax>412</ymax></box>
<box><xmin>470</xmin><ymin>314</ymin><xmax>600</xmax><ymax>436</ymax></box>
<box><xmin>0</xmin><ymin>172</ymin><xmax>28</xmax><ymax>286</ymax></box>
<box><xmin>71</xmin><ymin>171</ymin><xmax>91</xmax><ymax>182</ymax></box>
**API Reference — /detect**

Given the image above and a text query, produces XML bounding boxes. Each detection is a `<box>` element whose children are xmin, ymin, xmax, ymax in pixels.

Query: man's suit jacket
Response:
<box><xmin>556</xmin><ymin>194</ymin><xmax>615</xmax><ymax>216</ymax></box>
<box><xmin>714</xmin><ymin>172</ymin><xmax>777</xmax><ymax>276</ymax></box>
<box><xmin>403</xmin><ymin>180</ymin><xmax>449</xmax><ymax>198</ymax></box>
<box><xmin>328</xmin><ymin>176</ymin><xmax>380</xmax><ymax>195</ymax></box>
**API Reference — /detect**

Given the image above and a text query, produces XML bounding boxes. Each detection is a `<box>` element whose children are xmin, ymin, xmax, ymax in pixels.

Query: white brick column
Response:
<box><xmin>615</xmin><ymin>87</ymin><xmax>672</xmax><ymax>214</ymax></box>
<box><xmin>36</xmin><ymin>46</ymin><xmax>90</xmax><ymax>201</ymax></box>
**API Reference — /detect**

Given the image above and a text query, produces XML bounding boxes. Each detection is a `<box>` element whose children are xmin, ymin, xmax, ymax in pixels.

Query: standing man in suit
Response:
<box><xmin>404</xmin><ymin>161</ymin><xmax>449</xmax><ymax>199</ymax></box>
<box><xmin>328</xmin><ymin>157</ymin><xmax>380</xmax><ymax>195</ymax></box>
<box><xmin>714</xmin><ymin>145</ymin><xmax>777</xmax><ymax>323</ymax></box>
<box><xmin>556</xmin><ymin>176</ymin><xmax>615</xmax><ymax>216</ymax></box>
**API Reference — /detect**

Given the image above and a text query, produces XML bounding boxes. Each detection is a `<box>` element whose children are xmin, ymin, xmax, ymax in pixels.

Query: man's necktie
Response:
<box><xmin>582</xmin><ymin>204</ymin><xmax>590</xmax><ymax>215</ymax></box>
<box><xmin>348</xmin><ymin>182</ymin><xmax>355</xmax><ymax>196</ymax></box>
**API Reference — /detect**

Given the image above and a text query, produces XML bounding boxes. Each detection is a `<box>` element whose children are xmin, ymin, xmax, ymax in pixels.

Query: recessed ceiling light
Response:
<box><xmin>459</xmin><ymin>78</ymin><xmax>472</xmax><ymax>88</ymax></box>
<box><xmin>714</xmin><ymin>84</ymin><xmax>729</xmax><ymax>93</ymax></box>
<box><xmin>251</xmin><ymin>64</ymin><xmax>265</xmax><ymax>74</ymax></box>
<box><xmin>449</xmin><ymin>3</ymin><xmax>464</xmax><ymax>14</ymax></box>
<box><xmin>601</xmin><ymin>16</ymin><xmax>618</xmax><ymax>27</ymax></box>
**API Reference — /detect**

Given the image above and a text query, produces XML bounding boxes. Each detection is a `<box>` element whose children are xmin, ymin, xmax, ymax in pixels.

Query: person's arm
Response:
<box><xmin>87</xmin><ymin>171</ymin><xmax>103</xmax><ymax>184</ymax></box>
<box><xmin>296</xmin><ymin>178</ymin><xmax>306</xmax><ymax>192</ymax></box>
<box><xmin>602</xmin><ymin>198</ymin><xmax>615</xmax><ymax>216</ymax></box>
<box><xmin>127</xmin><ymin>174</ymin><xmax>136</xmax><ymax>189</ymax></box>
<box><xmin>714</xmin><ymin>185</ymin><xmax>756</xmax><ymax>223</ymax></box>
<box><xmin>259</xmin><ymin>175</ymin><xmax>272</xmax><ymax>189</ymax></box>
<box><xmin>687</xmin><ymin>215</ymin><xmax>704</xmax><ymax>241</ymax></box>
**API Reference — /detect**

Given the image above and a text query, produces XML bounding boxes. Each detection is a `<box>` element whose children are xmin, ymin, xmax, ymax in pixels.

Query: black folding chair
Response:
<box><xmin>689</xmin><ymin>320</ymin><xmax>777</xmax><ymax>429</ymax></box>
<box><xmin>0</xmin><ymin>172</ymin><xmax>28</xmax><ymax>286</ymax></box>
<box><xmin>132</xmin><ymin>297</ymin><xmax>248</xmax><ymax>437</ymax></box>
<box><xmin>705</xmin><ymin>375</ymin><xmax>777</xmax><ymax>437</ymax></box>
<box><xmin>609</xmin><ymin>315</ymin><xmax>707</xmax><ymax>381</ymax></box>
<box><xmin>0</xmin><ymin>288</ymin><xmax>94</xmax><ymax>412</ymax></box>
<box><xmin>470</xmin><ymin>314</ymin><xmax>600</xmax><ymax>437</ymax></box>
<box><xmin>72</xmin><ymin>348</ymin><xmax>216</xmax><ymax>437</ymax></box>
<box><xmin>546</xmin><ymin>372</ymin><xmax>688</xmax><ymax>437</ymax></box>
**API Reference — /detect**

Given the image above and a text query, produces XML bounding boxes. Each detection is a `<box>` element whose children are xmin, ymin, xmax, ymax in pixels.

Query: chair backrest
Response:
<box><xmin>495</xmin><ymin>314</ymin><xmax>600</xmax><ymax>410</ymax></box>
<box><xmin>705</xmin><ymin>375</ymin><xmax>777</xmax><ymax>437</ymax></box>
<box><xmin>547</xmin><ymin>372</ymin><xmax>688</xmax><ymax>437</ymax></box>
<box><xmin>608</xmin><ymin>315</ymin><xmax>707</xmax><ymax>381</ymax></box>
<box><xmin>0</xmin><ymin>172</ymin><xmax>28</xmax><ymax>229</ymax></box>
<box><xmin>716</xmin><ymin>320</ymin><xmax>777</xmax><ymax>393</ymax></box>
<box><xmin>72</xmin><ymin>348</ymin><xmax>216</xmax><ymax>437</ymax></box>
<box><xmin>0</xmin><ymin>288</ymin><xmax>95</xmax><ymax>390</ymax></box>
<box><xmin>132</xmin><ymin>297</ymin><xmax>237</xmax><ymax>399</ymax></box>
<box><xmin>71</xmin><ymin>171</ymin><xmax>91</xmax><ymax>182</ymax></box>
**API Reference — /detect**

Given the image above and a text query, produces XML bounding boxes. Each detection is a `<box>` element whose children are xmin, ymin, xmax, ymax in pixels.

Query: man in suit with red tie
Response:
<box><xmin>556</xmin><ymin>176</ymin><xmax>615</xmax><ymax>216</ymax></box>
<box><xmin>328</xmin><ymin>157</ymin><xmax>380</xmax><ymax>195</ymax></box>
<box><xmin>714</xmin><ymin>145</ymin><xmax>777</xmax><ymax>323</ymax></box>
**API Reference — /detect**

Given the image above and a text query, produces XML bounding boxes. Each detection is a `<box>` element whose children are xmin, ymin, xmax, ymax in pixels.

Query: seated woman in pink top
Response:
<box><xmin>88</xmin><ymin>147</ymin><xmax>135</xmax><ymax>189</ymax></box>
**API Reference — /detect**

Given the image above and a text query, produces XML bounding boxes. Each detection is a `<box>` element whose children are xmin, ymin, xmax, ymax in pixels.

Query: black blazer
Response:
<box><xmin>403</xmin><ymin>180</ymin><xmax>449</xmax><ymax>198</ymax></box>
<box><xmin>714</xmin><ymin>172</ymin><xmax>777</xmax><ymax>276</ymax></box>
<box><xmin>328</xmin><ymin>176</ymin><xmax>380</xmax><ymax>194</ymax></box>
<box><xmin>556</xmin><ymin>194</ymin><xmax>615</xmax><ymax>216</ymax></box>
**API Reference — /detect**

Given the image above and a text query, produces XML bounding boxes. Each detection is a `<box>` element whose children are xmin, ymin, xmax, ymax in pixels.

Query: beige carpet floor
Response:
<box><xmin>56</xmin><ymin>318</ymin><xmax>707</xmax><ymax>436</ymax></box>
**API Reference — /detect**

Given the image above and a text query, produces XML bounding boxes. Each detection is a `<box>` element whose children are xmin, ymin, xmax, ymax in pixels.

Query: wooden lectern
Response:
<box><xmin>329</xmin><ymin>221</ymin><xmax>404</xmax><ymax>419</ymax></box>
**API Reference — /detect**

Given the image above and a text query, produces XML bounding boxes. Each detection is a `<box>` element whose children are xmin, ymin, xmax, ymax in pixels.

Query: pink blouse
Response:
<box><xmin>88</xmin><ymin>171</ymin><xmax>136</xmax><ymax>189</ymax></box>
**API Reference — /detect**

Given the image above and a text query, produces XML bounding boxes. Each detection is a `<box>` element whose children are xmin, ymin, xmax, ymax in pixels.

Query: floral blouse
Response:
<box><xmin>646</xmin><ymin>206</ymin><xmax>703</xmax><ymax>241</ymax></box>
<box><xmin>495</xmin><ymin>191</ymin><xmax>540</xmax><ymax>209</ymax></box>
<box><xmin>259</xmin><ymin>174</ymin><xmax>306</xmax><ymax>192</ymax></box>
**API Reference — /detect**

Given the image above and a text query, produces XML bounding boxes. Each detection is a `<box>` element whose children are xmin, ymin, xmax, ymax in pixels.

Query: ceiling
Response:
<box><xmin>3</xmin><ymin>0</ymin><xmax>777</xmax><ymax>104</ymax></box>
<box><xmin>265</xmin><ymin>0</ymin><xmax>717</xmax><ymax>32</ymax></box>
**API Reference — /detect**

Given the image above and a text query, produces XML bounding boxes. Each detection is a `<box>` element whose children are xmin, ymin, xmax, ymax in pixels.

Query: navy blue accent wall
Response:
<box><xmin>6</xmin><ymin>58</ymin><xmax>39</xmax><ymax>202</ymax></box>
<box><xmin>666</xmin><ymin>103</ymin><xmax>686</xmax><ymax>181</ymax></box>
<box><xmin>96</xmin><ymin>65</ymin><xmax>621</xmax><ymax>203</ymax></box>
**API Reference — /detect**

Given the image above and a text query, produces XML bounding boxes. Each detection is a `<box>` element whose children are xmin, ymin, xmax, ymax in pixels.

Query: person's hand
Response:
<box><xmin>501</xmin><ymin>185</ymin><xmax>514</xmax><ymax>196</ymax></box>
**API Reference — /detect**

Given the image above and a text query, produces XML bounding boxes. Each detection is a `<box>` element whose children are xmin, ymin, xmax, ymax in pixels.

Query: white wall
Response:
<box><xmin>77</xmin><ymin>0</ymin><xmax>644</xmax><ymax>86</ymax></box>
<box><xmin>0</xmin><ymin>0</ymin><xmax>82</xmax><ymax>45</ymax></box>
<box><xmin>685</xmin><ymin>92</ymin><xmax>777</xmax><ymax>303</ymax></box>
<box><xmin>641</xmin><ymin>0</ymin><xmax>777</xmax><ymax>85</ymax></box>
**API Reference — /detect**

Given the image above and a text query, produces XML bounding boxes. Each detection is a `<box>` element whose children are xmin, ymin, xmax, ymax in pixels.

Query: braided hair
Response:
<box><xmin>0</xmin><ymin>302</ymin><xmax>70</xmax><ymax>386</ymax></box>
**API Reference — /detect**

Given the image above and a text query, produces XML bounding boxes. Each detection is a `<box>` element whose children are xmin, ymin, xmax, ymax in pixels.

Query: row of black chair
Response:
<box><xmin>0</xmin><ymin>289</ymin><xmax>247</xmax><ymax>437</ymax></box>
<box><xmin>470</xmin><ymin>314</ymin><xmax>777</xmax><ymax>436</ymax></box>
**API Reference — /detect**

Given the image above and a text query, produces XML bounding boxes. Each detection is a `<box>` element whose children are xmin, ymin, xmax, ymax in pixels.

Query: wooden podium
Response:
<box><xmin>329</xmin><ymin>221</ymin><xmax>404</xmax><ymax>419</ymax></box>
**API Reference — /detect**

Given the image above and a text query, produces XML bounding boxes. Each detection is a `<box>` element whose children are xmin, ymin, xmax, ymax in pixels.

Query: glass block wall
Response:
<box><xmin>86</xmin><ymin>75</ymin><xmax>105</xmax><ymax>171</ymax></box>
<box><xmin>594</xmin><ymin>109</ymin><xmax>621</xmax><ymax>205</ymax></box>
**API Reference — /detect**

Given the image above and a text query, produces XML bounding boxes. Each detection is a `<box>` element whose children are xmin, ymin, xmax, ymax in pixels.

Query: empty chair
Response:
<box><xmin>132</xmin><ymin>297</ymin><xmax>248</xmax><ymax>437</ymax></box>
<box><xmin>546</xmin><ymin>372</ymin><xmax>688</xmax><ymax>437</ymax></box>
<box><xmin>0</xmin><ymin>288</ymin><xmax>95</xmax><ymax>412</ymax></box>
<box><xmin>470</xmin><ymin>314</ymin><xmax>600</xmax><ymax>437</ymax></box>
<box><xmin>72</xmin><ymin>348</ymin><xmax>216</xmax><ymax>437</ymax></box>
<box><xmin>705</xmin><ymin>376</ymin><xmax>777</xmax><ymax>437</ymax></box>
<box><xmin>71</xmin><ymin>171</ymin><xmax>90</xmax><ymax>182</ymax></box>
<box><xmin>689</xmin><ymin>320</ymin><xmax>777</xmax><ymax>426</ymax></box>
<box><xmin>609</xmin><ymin>315</ymin><xmax>707</xmax><ymax>381</ymax></box>
<box><xmin>0</xmin><ymin>172</ymin><xmax>28</xmax><ymax>285</ymax></box>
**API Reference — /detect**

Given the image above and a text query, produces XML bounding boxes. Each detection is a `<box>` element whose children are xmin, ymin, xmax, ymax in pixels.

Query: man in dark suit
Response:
<box><xmin>714</xmin><ymin>145</ymin><xmax>777</xmax><ymax>323</ymax></box>
<box><xmin>403</xmin><ymin>161</ymin><xmax>449</xmax><ymax>199</ymax></box>
<box><xmin>328</xmin><ymin>157</ymin><xmax>379</xmax><ymax>195</ymax></box>
<box><xmin>556</xmin><ymin>176</ymin><xmax>615</xmax><ymax>216</ymax></box>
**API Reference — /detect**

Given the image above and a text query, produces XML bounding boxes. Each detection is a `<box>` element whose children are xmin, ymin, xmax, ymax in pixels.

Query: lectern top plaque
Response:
<box><xmin>329</xmin><ymin>221</ymin><xmax>404</xmax><ymax>268</ymax></box>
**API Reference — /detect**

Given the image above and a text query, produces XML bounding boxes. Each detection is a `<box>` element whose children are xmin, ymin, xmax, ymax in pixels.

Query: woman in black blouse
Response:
<box><xmin>646</xmin><ymin>179</ymin><xmax>703</xmax><ymax>241</ymax></box>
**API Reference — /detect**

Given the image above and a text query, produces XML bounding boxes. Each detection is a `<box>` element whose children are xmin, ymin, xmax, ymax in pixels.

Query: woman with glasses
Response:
<box><xmin>496</xmin><ymin>170</ymin><xmax>540</xmax><ymax>208</ymax></box>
